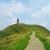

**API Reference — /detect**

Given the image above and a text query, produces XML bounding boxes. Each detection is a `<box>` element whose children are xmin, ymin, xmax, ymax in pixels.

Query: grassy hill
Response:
<box><xmin>29</xmin><ymin>25</ymin><xmax>50</xmax><ymax>50</ymax></box>
<box><xmin>0</xmin><ymin>24</ymin><xmax>50</xmax><ymax>50</ymax></box>
<box><xmin>0</xmin><ymin>24</ymin><xmax>31</xmax><ymax>38</ymax></box>
<box><xmin>0</xmin><ymin>24</ymin><xmax>32</xmax><ymax>50</ymax></box>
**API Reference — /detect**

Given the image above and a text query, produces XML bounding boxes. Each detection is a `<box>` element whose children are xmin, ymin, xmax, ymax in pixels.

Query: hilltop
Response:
<box><xmin>0</xmin><ymin>24</ymin><xmax>31</xmax><ymax>38</ymax></box>
<box><xmin>0</xmin><ymin>24</ymin><xmax>50</xmax><ymax>38</ymax></box>
<box><xmin>0</xmin><ymin>24</ymin><xmax>50</xmax><ymax>50</ymax></box>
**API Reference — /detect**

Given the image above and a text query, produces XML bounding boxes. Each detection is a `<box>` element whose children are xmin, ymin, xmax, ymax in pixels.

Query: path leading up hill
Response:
<box><xmin>25</xmin><ymin>32</ymin><xmax>45</xmax><ymax>50</ymax></box>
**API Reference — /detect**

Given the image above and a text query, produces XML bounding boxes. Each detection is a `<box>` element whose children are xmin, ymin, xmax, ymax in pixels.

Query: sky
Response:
<box><xmin>0</xmin><ymin>0</ymin><xmax>50</xmax><ymax>30</ymax></box>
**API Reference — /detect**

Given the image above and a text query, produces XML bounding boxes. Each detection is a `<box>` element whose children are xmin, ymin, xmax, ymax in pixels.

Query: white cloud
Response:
<box><xmin>31</xmin><ymin>4</ymin><xmax>49</xmax><ymax>18</ymax></box>
<box><xmin>0</xmin><ymin>2</ymin><xmax>24</xmax><ymax>17</ymax></box>
<box><xmin>0</xmin><ymin>17</ymin><xmax>17</xmax><ymax>30</ymax></box>
<box><xmin>12</xmin><ymin>3</ymin><xmax>24</xmax><ymax>12</ymax></box>
<box><xmin>10</xmin><ymin>17</ymin><xmax>17</xmax><ymax>24</ymax></box>
<box><xmin>0</xmin><ymin>2</ymin><xmax>33</xmax><ymax>18</ymax></box>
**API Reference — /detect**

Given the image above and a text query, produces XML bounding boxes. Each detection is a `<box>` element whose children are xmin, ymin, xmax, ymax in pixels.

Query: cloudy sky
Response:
<box><xmin>0</xmin><ymin>0</ymin><xmax>50</xmax><ymax>30</ymax></box>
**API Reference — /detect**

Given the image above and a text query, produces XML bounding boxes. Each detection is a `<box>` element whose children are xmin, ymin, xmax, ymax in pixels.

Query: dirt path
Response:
<box><xmin>25</xmin><ymin>32</ymin><xmax>45</xmax><ymax>50</ymax></box>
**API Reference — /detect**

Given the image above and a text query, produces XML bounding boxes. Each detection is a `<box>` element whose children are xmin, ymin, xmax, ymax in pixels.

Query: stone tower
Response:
<box><xmin>17</xmin><ymin>18</ymin><xmax>19</xmax><ymax>24</ymax></box>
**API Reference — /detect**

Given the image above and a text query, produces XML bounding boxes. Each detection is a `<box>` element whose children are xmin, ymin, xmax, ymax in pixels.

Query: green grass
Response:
<box><xmin>29</xmin><ymin>25</ymin><xmax>50</xmax><ymax>50</ymax></box>
<box><xmin>0</xmin><ymin>24</ymin><xmax>50</xmax><ymax>50</ymax></box>
<box><xmin>0</xmin><ymin>24</ymin><xmax>31</xmax><ymax>38</ymax></box>
<box><xmin>0</xmin><ymin>24</ymin><xmax>32</xmax><ymax>50</ymax></box>
<box><xmin>0</xmin><ymin>32</ymin><xmax>32</xmax><ymax>50</ymax></box>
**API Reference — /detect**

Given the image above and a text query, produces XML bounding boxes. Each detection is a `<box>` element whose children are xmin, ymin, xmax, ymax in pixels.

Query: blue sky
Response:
<box><xmin>0</xmin><ymin>0</ymin><xmax>50</xmax><ymax>30</ymax></box>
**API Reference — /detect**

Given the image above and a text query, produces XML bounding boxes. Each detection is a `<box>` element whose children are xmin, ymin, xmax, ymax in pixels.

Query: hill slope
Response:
<box><xmin>29</xmin><ymin>25</ymin><xmax>50</xmax><ymax>50</ymax></box>
<box><xmin>0</xmin><ymin>24</ymin><xmax>32</xmax><ymax>50</ymax></box>
<box><xmin>0</xmin><ymin>24</ymin><xmax>31</xmax><ymax>38</ymax></box>
<box><xmin>0</xmin><ymin>24</ymin><xmax>50</xmax><ymax>50</ymax></box>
